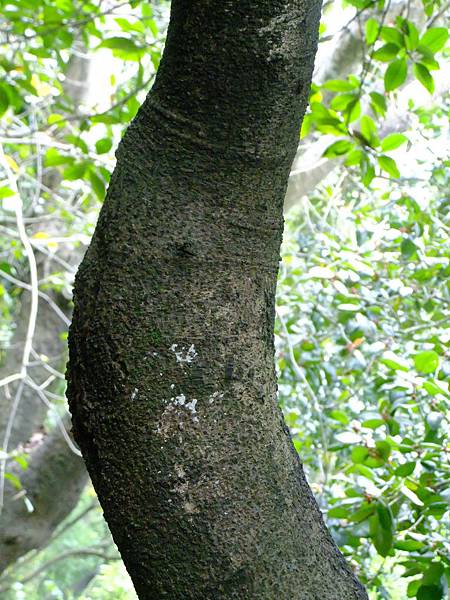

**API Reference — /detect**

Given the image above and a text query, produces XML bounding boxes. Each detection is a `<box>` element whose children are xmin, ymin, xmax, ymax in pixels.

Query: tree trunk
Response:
<box><xmin>0</xmin><ymin>416</ymin><xmax>87</xmax><ymax>573</ymax></box>
<box><xmin>67</xmin><ymin>2</ymin><xmax>368</xmax><ymax>598</ymax></box>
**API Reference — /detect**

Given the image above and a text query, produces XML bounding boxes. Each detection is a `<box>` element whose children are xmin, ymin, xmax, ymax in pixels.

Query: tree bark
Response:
<box><xmin>0</xmin><ymin>416</ymin><xmax>87</xmax><ymax>573</ymax></box>
<box><xmin>67</xmin><ymin>2</ymin><xmax>368</xmax><ymax>598</ymax></box>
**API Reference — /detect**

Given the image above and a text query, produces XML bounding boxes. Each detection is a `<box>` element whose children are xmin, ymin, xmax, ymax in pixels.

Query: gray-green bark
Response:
<box><xmin>0</xmin><ymin>416</ymin><xmax>87</xmax><ymax>573</ymax></box>
<box><xmin>67</xmin><ymin>1</ymin><xmax>368</xmax><ymax>598</ymax></box>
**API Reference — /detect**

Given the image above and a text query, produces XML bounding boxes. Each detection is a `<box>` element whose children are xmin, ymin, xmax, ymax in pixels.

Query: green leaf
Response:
<box><xmin>347</xmin><ymin>98</ymin><xmax>361</xmax><ymax>123</ymax></box>
<box><xmin>416</xmin><ymin>46</ymin><xmax>440</xmax><ymax>70</ymax></box>
<box><xmin>330</xmin><ymin>93</ymin><xmax>356</xmax><ymax>111</ymax></box>
<box><xmin>344</xmin><ymin>149</ymin><xmax>363</xmax><ymax>166</ymax></box>
<box><xmin>63</xmin><ymin>163</ymin><xmax>87</xmax><ymax>180</ymax></box>
<box><xmin>360</xmin><ymin>154</ymin><xmax>375</xmax><ymax>187</ymax></box>
<box><xmin>370</xmin><ymin>91</ymin><xmax>387</xmax><ymax>116</ymax></box>
<box><xmin>65</xmin><ymin>134</ymin><xmax>89</xmax><ymax>154</ymax></box>
<box><xmin>45</xmin><ymin>148</ymin><xmax>71</xmax><ymax>167</ymax></box>
<box><xmin>380</xmin><ymin>27</ymin><xmax>404</xmax><ymax>47</ymax></box>
<box><xmin>99</xmin><ymin>36</ymin><xmax>140</xmax><ymax>51</ymax></box>
<box><xmin>4</xmin><ymin>472</ymin><xmax>21</xmax><ymax>489</ymax></box>
<box><xmin>403</xmin><ymin>20</ymin><xmax>420</xmax><ymax>51</ymax></box>
<box><xmin>361</xmin><ymin>418</ymin><xmax>385</xmax><ymax>429</ymax></box>
<box><xmin>376</xmin><ymin>500</ymin><xmax>393</xmax><ymax>531</ymax></box>
<box><xmin>115</xmin><ymin>17</ymin><xmax>145</xmax><ymax>34</ymax></box>
<box><xmin>423</xmin><ymin>563</ymin><xmax>444</xmax><ymax>585</ymax></box>
<box><xmin>98</xmin><ymin>37</ymin><xmax>145</xmax><ymax>60</ymax></box>
<box><xmin>323</xmin><ymin>140</ymin><xmax>354</xmax><ymax>158</ymax></box>
<box><xmin>328</xmin><ymin>506</ymin><xmax>350</xmax><ymax>518</ymax></box>
<box><xmin>328</xmin><ymin>410</ymin><xmax>350</xmax><ymax>425</ymax></box>
<box><xmin>394</xmin><ymin>539</ymin><xmax>425</xmax><ymax>551</ymax></box>
<box><xmin>0</xmin><ymin>84</ymin><xmax>10</xmax><ymax>117</ymax></box>
<box><xmin>414</xmin><ymin>350</ymin><xmax>439</xmax><ymax>374</ymax></box>
<box><xmin>375</xmin><ymin>440</ymin><xmax>391</xmax><ymax>461</ymax></box>
<box><xmin>401</xmin><ymin>485</ymin><xmax>424</xmax><ymax>506</ymax></box>
<box><xmin>360</xmin><ymin>115</ymin><xmax>379</xmax><ymax>146</ymax></box>
<box><xmin>395</xmin><ymin>462</ymin><xmax>416</xmax><ymax>477</ymax></box>
<box><xmin>401</xmin><ymin>237</ymin><xmax>418</xmax><ymax>258</ymax></box>
<box><xmin>381</xmin><ymin>133</ymin><xmax>408</xmax><ymax>151</ymax></box>
<box><xmin>89</xmin><ymin>171</ymin><xmax>106</xmax><ymax>200</ymax></box>
<box><xmin>378</xmin><ymin>155</ymin><xmax>400</xmax><ymax>178</ymax></box>
<box><xmin>0</xmin><ymin>187</ymin><xmax>15</xmax><ymax>198</ymax></box>
<box><xmin>351</xmin><ymin>446</ymin><xmax>369</xmax><ymax>463</ymax></box>
<box><xmin>423</xmin><ymin>380</ymin><xmax>448</xmax><ymax>396</ymax></box>
<box><xmin>365</xmin><ymin>18</ymin><xmax>379</xmax><ymax>45</ymax></box>
<box><xmin>373</xmin><ymin>43</ymin><xmax>400</xmax><ymax>62</ymax></box>
<box><xmin>413</xmin><ymin>63</ymin><xmax>435</xmax><ymax>94</ymax></box>
<box><xmin>95</xmin><ymin>138</ymin><xmax>113</xmax><ymax>155</ymax></box>
<box><xmin>420</xmin><ymin>27</ymin><xmax>448</xmax><ymax>53</ymax></box>
<box><xmin>350</xmin><ymin>505</ymin><xmax>375</xmax><ymax>523</ymax></box>
<box><xmin>417</xmin><ymin>586</ymin><xmax>443</xmax><ymax>600</ymax></box>
<box><xmin>322</xmin><ymin>79</ymin><xmax>356</xmax><ymax>92</ymax></box>
<box><xmin>384</xmin><ymin>58</ymin><xmax>407</xmax><ymax>92</ymax></box>
<box><xmin>371</xmin><ymin>513</ymin><xmax>393</xmax><ymax>557</ymax></box>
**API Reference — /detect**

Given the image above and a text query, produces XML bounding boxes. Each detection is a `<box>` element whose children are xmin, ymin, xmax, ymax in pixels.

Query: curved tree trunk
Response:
<box><xmin>67</xmin><ymin>1</ymin><xmax>368</xmax><ymax>598</ymax></box>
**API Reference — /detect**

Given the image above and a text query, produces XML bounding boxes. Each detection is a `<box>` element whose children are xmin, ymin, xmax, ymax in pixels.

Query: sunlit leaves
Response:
<box><xmin>413</xmin><ymin>63</ymin><xmax>435</xmax><ymax>93</ymax></box>
<box><xmin>378</xmin><ymin>154</ymin><xmax>401</xmax><ymax>178</ymax></box>
<box><xmin>98</xmin><ymin>37</ymin><xmax>145</xmax><ymax>61</ymax></box>
<box><xmin>365</xmin><ymin>18</ymin><xmax>379</xmax><ymax>45</ymax></box>
<box><xmin>420</xmin><ymin>27</ymin><xmax>448</xmax><ymax>53</ymax></box>
<box><xmin>370</xmin><ymin>501</ymin><xmax>394</xmax><ymax>556</ymax></box>
<box><xmin>373</xmin><ymin>43</ymin><xmax>400</xmax><ymax>62</ymax></box>
<box><xmin>95</xmin><ymin>138</ymin><xmax>113</xmax><ymax>154</ymax></box>
<box><xmin>384</xmin><ymin>58</ymin><xmax>407</xmax><ymax>91</ymax></box>
<box><xmin>381</xmin><ymin>133</ymin><xmax>408</xmax><ymax>151</ymax></box>
<box><xmin>323</xmin><ymin>139</ymin><xmax>354</xmax><ymax>158</ymax></box>
<box><xmin>414</xmin><ymin>350</ymin><xmax>439</xmax><ymax>374</ymax></box>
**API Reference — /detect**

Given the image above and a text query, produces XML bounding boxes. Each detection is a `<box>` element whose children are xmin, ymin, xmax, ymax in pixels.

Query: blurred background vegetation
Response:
<box><xmin>0</xmin><ymin>0</ymin><xmax>448</xmax><ymax>598</ymax></box>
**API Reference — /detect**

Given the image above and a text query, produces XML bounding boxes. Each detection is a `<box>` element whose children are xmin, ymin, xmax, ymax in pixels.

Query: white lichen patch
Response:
<box><xmin>172</xmin><ymin>395</ymin><xmax>199</xmax><ymax>422</ymax></box>
<box><xmin>170</xmin><ymin>343</ymin><xmax>197</xmax><ymax>366</ymax></box>
<box><xmin>173</xmin><ymin>393</ymin><xmax>186</xmax><ymax>406</ymax></box>
<box><xmin>156</xmin><ymin>392</ymin><xmax>199</xmax><ymax>436</ymax></box>
<box><xmin>183</xmin><ymin>500</ymin><xmax>197</xmax><ymax>514</ymax></box>
<box><xmin>208</xmin><ymin>391</ymin><xmax>224</xmax><ymax>404</ymax></box>
<box><xmin>185</xmin><ymin>398</ymin><xmax>198</xmax><ymax>415</ymax></box>
<box><xmin>175</xmin><ymin>464</ymin><xmax>186</xmax><ymax>479</ymax></box>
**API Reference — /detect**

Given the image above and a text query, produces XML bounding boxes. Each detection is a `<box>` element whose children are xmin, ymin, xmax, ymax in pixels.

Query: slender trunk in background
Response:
<box><xmin>0</xmin><ymin>46</ymin><xmax>90</xmax><ymax>573</ymax></box>
<box><xmin>67</xmin><ymin>1</ymin><xmax>368</xmax><ymax>598</ymax></box>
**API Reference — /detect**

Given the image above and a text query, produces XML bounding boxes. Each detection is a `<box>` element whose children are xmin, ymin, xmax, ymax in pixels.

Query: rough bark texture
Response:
<box><xmin>67</xmin><ymin>1</ymin><xmax>368</xmax><ymax>599</ymax></box>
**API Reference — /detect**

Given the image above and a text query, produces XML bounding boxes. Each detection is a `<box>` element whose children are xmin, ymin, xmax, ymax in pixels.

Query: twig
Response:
<box><xmin>0</xmin><ymin>143</ymin><xmax>39</xmax><ymax>513</ymax></box>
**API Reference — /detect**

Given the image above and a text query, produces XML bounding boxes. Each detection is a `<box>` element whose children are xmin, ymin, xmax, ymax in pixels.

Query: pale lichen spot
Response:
<box><xmin>209</xmin><ymin>391</ymin><xmax>224</xmax><ymax>404</ymax></box>
<box><xmin>156</xmin><ymin>393</ymin><xmax>199</xmax><ymax>436</ymax></box>
<box><xmin>175</xmin><ymin>464</ymin><xmax>186</xmax><ymax>479</ymax></box>
<box><xmin>183</xmin><ymin>501</ymin><xmax>197</xmax><ymax>514</ymax></box>
<box><xmin>170</xmin><ymin>343</ymin><xmax>197</xmax><ymax>366</ymax></box>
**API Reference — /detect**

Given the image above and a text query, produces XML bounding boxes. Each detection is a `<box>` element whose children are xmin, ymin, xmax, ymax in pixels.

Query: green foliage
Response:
<box><xmin>277</xmin><ymin>96</ymin><xmax>450</xmax><ymax>596</ymax></box>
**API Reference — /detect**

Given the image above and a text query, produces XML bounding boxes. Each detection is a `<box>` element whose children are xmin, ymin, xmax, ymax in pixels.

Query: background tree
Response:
<box><xmin>0</xmin><ymin>0</ymin><xmax>448</xmax><ymax>598</ymax></box>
